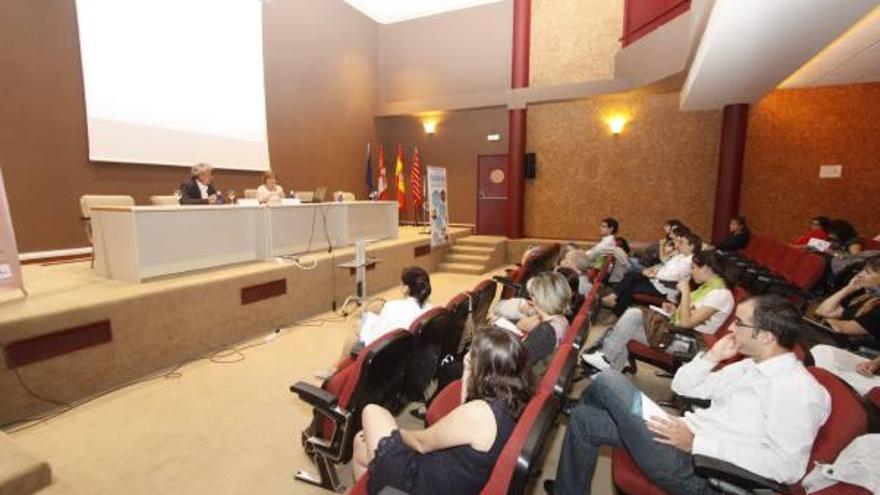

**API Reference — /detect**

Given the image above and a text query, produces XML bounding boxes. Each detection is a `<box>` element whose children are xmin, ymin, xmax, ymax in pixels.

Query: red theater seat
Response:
<box><xmin>470</xmin><ymin>279</ymin><xmax>498</xmax><ymax>325</ymax></box>
<box><xmin>611</xmin><ymin>367</ymin><xmax>868</xmax><ymax>495</ymax></box>
<box><xmin>480</xmin><ymin>390</ymin><xmax>558</xmax><ymax>495</ymax></box>
<box><xmin>290</xmin><ymin>330</ymin><xmax>414</xmax><ymax>492</ymax></box>
<box><xmin>425</xmin><ymin>379</ymin><xmax>462</xmax><ymax>427</ymax></box>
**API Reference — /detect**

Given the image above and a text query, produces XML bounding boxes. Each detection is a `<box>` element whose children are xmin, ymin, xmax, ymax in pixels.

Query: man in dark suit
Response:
<box><xmin>179</xmin><ymin>163</ymin><xmax>219</xmax><ymax>205</ymax></box>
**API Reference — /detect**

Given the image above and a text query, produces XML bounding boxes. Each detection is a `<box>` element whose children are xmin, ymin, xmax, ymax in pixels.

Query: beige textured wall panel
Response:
<box><xmin>526</xmin><ymin>93</ymin><xmax>722</xmax><ymax>242</ymax></box>
<box><xmin>530</xmin><ymin>0</ymin><xmax>623</xmax><ymax>86</ymax></box>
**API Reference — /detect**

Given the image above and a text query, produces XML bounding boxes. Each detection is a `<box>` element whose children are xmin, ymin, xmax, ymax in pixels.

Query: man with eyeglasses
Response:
<box><xmin>544</xmin><ymin>295</ymin><xmax>831</xmax><ymax>495</ymax></box>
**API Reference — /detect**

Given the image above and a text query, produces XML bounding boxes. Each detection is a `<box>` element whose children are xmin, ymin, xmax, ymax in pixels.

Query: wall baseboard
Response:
<box><xmin>20</xmin><ymin>247</ymin><xmax>93</xmax><ymax>263</ymax></box>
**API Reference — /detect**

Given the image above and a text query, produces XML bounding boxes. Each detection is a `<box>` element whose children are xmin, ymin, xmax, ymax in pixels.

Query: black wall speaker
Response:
<box><xmin>525</xmin><ymin>152</ymin><xmax>536</xmax><ymax>179</ymax></box>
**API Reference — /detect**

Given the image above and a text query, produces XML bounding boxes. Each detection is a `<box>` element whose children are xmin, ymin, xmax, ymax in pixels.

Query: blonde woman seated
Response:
<box><xmin>583</xmin><ymin>251</ymin><xmax>734</xmax><ymax>371</ymax></box>
<box><xmin>492</xmin><ymin>272</ymin><xmax>571</xmax><ymax>366</ymax></box>
<box><xmin>257</xmin><ymin>171</ymin><xmax>285</xmax><ymax>203</ymax></box>
<box><xmin>352</xmin><ymin>325</ymin><xmax>532</xmax><ymax>495</ymax></box>
<box><xmin>320</xmin><ymin>267</ymin><xmax>433</xmax><ymax>377</ymax></box>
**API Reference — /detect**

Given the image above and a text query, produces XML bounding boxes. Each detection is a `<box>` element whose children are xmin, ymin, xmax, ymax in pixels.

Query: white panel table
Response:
<box><xmin>90</xmin><ymin>205</ymin><xmax>265</xmax><ymax>283</ymax></box>
<box><xmin>266</xmin><ymin>201</ymin><xmax>398</xmax><ymax>257</ymax></box>
<box><xmin>89</xmin><ymin>202</ymin><xmax>399</xmax><ymax>282</ymax></box>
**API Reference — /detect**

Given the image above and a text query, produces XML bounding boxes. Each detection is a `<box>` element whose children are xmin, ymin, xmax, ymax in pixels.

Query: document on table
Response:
<box><xmin>811</xmin><ymin>344</ymin><xmax>880</xmax><ymax>395</ymax></box>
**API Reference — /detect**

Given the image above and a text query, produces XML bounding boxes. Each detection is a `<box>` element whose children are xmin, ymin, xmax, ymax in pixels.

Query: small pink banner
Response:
<box><xmin>0</xmin><ymin>168</ymin><xmax>23</xmax><ymax>293</ymax></box>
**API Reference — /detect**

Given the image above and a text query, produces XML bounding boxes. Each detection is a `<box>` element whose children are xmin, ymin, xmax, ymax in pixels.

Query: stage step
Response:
<box><xmin>437</xmin><ymin>235</ymin><xmax>507</xmax><ymax>275</ymax></box>
<box><xmin>0</xmin><ymin>432</ymin><xmax>51</xmax><ymax>495</ymax></box>
<box><xmin>450</xmin><ymin>245</ymin><xmax>495</xmax><ymax>255</ymax></box>
<box><xmin>445</xmin><ymin>253</ymin><xmax>491</xmax><ymax>265</ymax></box>
<box><xmin>438</xmin><ymin>262</ymin><xmax>485</xmax><ymax>275</ymax></box>
<box><xmin>456</xmin><ymin>235</ymin><xmax>506</xmax><ymax>247</ymax></box>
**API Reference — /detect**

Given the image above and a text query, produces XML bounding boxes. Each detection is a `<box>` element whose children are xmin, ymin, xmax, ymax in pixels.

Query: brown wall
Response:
<box><xmin>375</xmin><ymin>108</ymin><xmax>509</xmax><ymax>225</ymax></box>
<box><xmin>742</xmin><ymin>82</ymin><xmax>880</xmax><ymax>242</ymax></box>
<box><xmin>377</xmin><ymin>1</ymin><xmax>512</xmax><ymax>105</ymax></box>
<box><xmin>0</xmin><ymin>0</ymin><xmax>377</xmax><ymax>252</ymax></box>
<box><xmin>526</xmin><ymin>92</ymin><xmax>722</xmax><ymax>242</ymax></box>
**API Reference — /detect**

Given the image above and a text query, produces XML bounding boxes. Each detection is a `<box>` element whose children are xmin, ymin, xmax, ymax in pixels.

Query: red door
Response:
<box><xmin>477</xmin><ymin>154</ymin><xmax>509</xmax><ymax>236</ymax></box>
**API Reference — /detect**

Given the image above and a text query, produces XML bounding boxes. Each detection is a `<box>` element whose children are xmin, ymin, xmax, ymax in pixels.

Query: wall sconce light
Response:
<box><xmin>422</xmin><ymin>120</ymin><xmax>437</xmax><ymax>135</ymax></box>
<box><xmin>607</xmin><ymin>114</ymin><xmax>628</xmax><ymax>135</ymax></box>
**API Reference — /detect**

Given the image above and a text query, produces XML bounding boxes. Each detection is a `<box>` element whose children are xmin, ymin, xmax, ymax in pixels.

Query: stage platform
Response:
<box><xmin>0</xmin><ymin>227</ymin><xmax>471</xmax><ymax>425</ymax></box>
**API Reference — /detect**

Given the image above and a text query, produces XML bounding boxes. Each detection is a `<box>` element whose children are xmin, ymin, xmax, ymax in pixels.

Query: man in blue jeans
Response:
<box><xmin>544</xmin><ymin>295</ymin><xmax>832</xmax><ymax>495</ymax></box>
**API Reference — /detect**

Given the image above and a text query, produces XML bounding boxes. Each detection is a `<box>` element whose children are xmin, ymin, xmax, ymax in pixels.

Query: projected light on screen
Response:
<box><xmin>75</xmin><ymin>0</ymin><xmax>270</xmax><ymax>171</ymax></box>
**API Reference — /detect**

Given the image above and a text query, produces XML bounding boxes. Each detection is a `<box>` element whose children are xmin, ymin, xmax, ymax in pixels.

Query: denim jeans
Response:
<box><xmin>553</xmin><ymin>370</ymin><xmax>716</xmax><ymax>495</ymax></box>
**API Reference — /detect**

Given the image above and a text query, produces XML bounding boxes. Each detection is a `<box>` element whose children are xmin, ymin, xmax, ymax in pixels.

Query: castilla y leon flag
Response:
<box><xmin>0</xmin><ymin>167</ymin><xmax>24</xmax><ymax>295</ymax></box>
<box><xmin>395</xmin><ymin>144</ymin><xmax>406</xmax><ymax>211</ymax></box>
<box><xmin>410</xmin><ymin>146</ymin><xmax>422</xmax><ymax>211</ymax></box>
<box><xmin>377</xmin><ymin>144</ymin><xmax>388</xmax><ymax>200</ymax></box>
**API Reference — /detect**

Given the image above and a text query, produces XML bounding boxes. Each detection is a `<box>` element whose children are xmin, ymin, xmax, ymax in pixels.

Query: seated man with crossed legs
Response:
<box><xmin>544</xmin><ymin>295</ymin><xmax>831</xmax><ymax>495</ymax></box>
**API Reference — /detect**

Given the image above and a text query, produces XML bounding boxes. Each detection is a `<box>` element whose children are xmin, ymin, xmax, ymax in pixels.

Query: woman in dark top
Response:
<box><xmin>715</xmin><ymin>215</ymin><xmax>750</xmax><ymax>252</ymax></box>
<box><xmin>353</xmin><ymin>325</ymin><xmax>533</xmax><ymax>495</ymax></box>
<box><xmin>815</xmin><ymin>255</ymin><xmax>880</xmax><ymax>340</ymax></box>
<box><xmin>826</xmin><ymin>219</ymin><xmax>864</xmax><ymax>255</ymax></box>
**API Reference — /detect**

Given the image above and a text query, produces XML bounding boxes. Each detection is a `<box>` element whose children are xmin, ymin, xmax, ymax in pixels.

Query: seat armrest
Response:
<box><xmin>693</xmin><ymin>455</ymin><xmax>788</xmax><ymax>494</ymax></box>
<box><xmin>492</xmin><ymin>275</ymin><xmax>522</xmax><ymax>291</ymax></box>
<box><xmin>669</xmin><ymin>326</ymin><xmax>700</xmax><ymax>339</ymax></box>
<box><xmin>290</xmin><ymin>381</ymin><xmax>338</xmax><ymax>408</ymax></box>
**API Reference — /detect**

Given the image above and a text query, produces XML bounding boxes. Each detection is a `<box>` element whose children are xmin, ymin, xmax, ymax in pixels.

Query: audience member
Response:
<box><xmin>178</xmin><ymin>163</ymin><xmax>220</xmax><ymax>205</ymax></box>
<box><xmin>810</xmin><ymin>345</ymin><xmax>880</xmax><ymax>395</ymax></box>
<box><xmin>515</xmin><ymin>272</ymin><xmax>572</xmax><ymax>366</ymax></box>
<box><xmin>715</xmin><ymin>215</ymin><xmax>750</xmax><ymax>252</ymax></box>
<box><xmin>583</xmin><ymin>251</ymin><xmax>734</xmax><ymax>371</ymax></box>
<box><xmin>813</xmin><ymin>255</ymin><xmax>880</xmax><ymax>340</ymax></box>
<box><xmin>793</xmin><ymin>216</ymin><xmax>830</xmax><ymax>247</ymax></box>
<box><xmin>827</xmin><ymin>219</ymin><xmax>864</xmax><ymax>255</ymax></box>
<box><xmin>585</xmin><ymin>217</ymin><xmax>619</xmax><ymax>258</ymax></box>
<box><xmin>559</xmin><ymin>249</ymin><xmax>592</xmax><ymax>296</ymax></box>
<box><xmin>602</xmin><ymin>232</ymin><xmax>701</xmax><ymax>317</ymax></box>
<box><xmin>544</xmin><ymin>295</ymin><xmax>831</xmax><ymax>495</ymax></box>
<box><xmin>639</xmin><ymin>219</ymin><xmax>683</xmax><ymax>266</ymax></box>
<box><xmin>322</xmin><ymin>267</ymin><xmax>433</xmax><ymax>376</ymax></box>
<box><xmin>353</xmin><ymin>325</ymin><xmax>532</xmax><ymax>495</ymax></box>
<box><xmin>256</xmin><ymin>171</ymin><xmax>285</xmax><ymax>203</ymax></box>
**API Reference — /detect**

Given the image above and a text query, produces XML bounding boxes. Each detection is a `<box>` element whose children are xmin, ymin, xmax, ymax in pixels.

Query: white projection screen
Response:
<box><xmin>75</xmin><ymin>0</ymin><xmax>270</xmax><ymax>171</ymax></box>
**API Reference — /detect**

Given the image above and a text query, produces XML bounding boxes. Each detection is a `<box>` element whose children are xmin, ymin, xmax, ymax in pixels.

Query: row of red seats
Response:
<box><xmin>349</xmin><ymin>257</ymin><xmax>615</xmax><ymax>495</ymax></box>
<box><xmin>731</xmin><ymin>233</ymin><xmax>826</xmax><ymax>297</ymax></box>
<box><xmin>289</xmin><ymin>279</ymin><xmax>498</xmax><ymax>492</ymax></box>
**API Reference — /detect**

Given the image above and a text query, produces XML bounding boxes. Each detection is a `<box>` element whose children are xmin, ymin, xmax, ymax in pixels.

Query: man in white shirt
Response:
<box><xmin>602</xmin><ymin>232</ymin><xmax>701</xmax><ymax>317</ymax></box>
<box><xmin>585</xmin><ymin>217</ymin><xmax>619</xmax><ymax>258</ymax></box>
<box><xmin>545</xmin><ymin>295</ymin><xmax>831</xmax><ymax>495</ymax></box>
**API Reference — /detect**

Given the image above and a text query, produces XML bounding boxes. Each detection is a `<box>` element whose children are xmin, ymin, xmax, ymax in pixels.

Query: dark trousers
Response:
<box><xmin>612</xmin><ymin>271</ymin><xmax>666</xmax><ymax>317</ymax></box>
<box><xmin>554</xmin><ymin>370</ymin><xmax>716</xmax><ymax>495</ymax></box>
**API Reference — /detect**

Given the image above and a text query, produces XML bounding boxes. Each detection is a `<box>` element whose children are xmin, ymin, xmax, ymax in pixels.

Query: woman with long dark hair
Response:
<box><xmin>353</xmin><ymin>325</ymin><xmax>533</xmax><ymax>495</ymax></box>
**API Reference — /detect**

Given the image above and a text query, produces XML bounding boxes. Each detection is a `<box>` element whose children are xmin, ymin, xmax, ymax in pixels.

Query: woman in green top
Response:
<box><xmin>582</xmin><ymin>251</ymin><xmax>735</xmax><ymax>372</ymax></box>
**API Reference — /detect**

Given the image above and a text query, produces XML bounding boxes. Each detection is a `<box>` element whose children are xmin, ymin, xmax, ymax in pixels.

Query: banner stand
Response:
<box><xmin>0</xmin><ymin>167</ymin><xmax>25</xmax><ymax>299</ymax></box>
<box><xmin>427</xmin><ymin>166</ymin><xmax>449</xmax><ymax>247</ymax></box>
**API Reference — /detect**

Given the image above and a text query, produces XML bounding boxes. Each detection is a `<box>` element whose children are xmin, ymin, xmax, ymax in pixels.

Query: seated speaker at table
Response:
<box><xmin>179</xmin><ymin>163</ymin><xmax>220</xmax><ymax>205</ymax></box>
<box><xmin>257</xmin><ymin>171</ymin><xmax>285</xmax><ymax>204</ymax></box>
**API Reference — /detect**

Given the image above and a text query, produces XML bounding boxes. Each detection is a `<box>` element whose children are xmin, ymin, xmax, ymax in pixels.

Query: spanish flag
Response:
<box><xmin>395</xmin><ymin>144</ymin><xmax>406</xmax><ymax>211</ymax></box>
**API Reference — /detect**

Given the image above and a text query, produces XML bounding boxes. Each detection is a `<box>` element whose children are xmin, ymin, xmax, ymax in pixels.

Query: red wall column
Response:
<box><xmin>507</xmin><ymin>0</ymin><xmax>531</xmax><ymax>239</ymax></box>
<box><xmin>712</xmin><ymin>103</ymin><xmax>749</xmax><ymax>244</ymax></box>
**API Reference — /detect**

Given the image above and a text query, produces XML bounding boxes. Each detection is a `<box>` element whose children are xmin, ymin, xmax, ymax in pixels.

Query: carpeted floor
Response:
<box><xmin>6</xmin><ymin>269</ymin><xmax>675</xmax><ymax>495</ymax></box>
